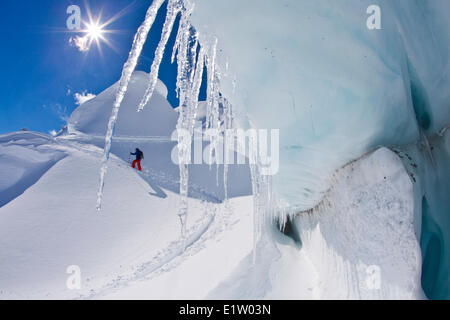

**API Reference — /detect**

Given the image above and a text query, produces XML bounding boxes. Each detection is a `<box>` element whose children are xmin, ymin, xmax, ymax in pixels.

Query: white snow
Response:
<box><xmin>69</xmin><ymin>71</ymin><xmax>175</xmax><ymax>137</ymax></box>
<box><xmin>0</xmin><ymin>72</ymin><xmax>255</xmax><ymax>299</ymax></box>
<box><xmin>0</xmin><ymin>129</ymin><xmax>254</xmax><ymax>299</ymax></box>
<box><xmin>0</xmin><ymin>132</ymin><xmax>66</xmax><ymax>208</ymax></box>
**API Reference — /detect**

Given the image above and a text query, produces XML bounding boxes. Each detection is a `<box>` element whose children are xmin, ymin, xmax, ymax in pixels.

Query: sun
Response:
<box><xmin>76</xmin><ymin>4</ymin><xmax>129</xmax><ymax>55</ymax></box>
<box><xmin>86</xmin><ymin>22</ymin><xmax>104</xmax><ymax>40</ymax></box>
<box><xmin>75</xmin><ymin>20</ymin><xmax>107</xmax><ymax>53</ymax></box>
<box><xmin>68</xmin><ymin>2</ymin><xmax>138</xmax><ymax>55</ymax></box>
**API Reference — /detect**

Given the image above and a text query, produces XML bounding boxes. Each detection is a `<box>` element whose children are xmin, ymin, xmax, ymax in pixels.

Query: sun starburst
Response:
<box><xmin>86</xmin><ymin>22</ymin><xmax>104</xmax><ymax>40</ymax></box>
<box><xmin>71</xmin><ymin>1</ymin><xmax>138</xmax><ymax>55</ymax></box>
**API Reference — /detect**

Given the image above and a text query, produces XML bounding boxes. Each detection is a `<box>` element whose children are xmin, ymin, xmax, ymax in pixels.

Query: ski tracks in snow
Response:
<box><xmin>52</xmin><ymin>136</ymin><xmax>241</xmax><ymax>299</ymax></box>
<box><xmin>6</xmin><ymin>134</ymin><xmax>240</xmax><ymax>299</ymax></box>
<box><xmin>80</xmin><ymin>201</ymin><xmax>240</xmax><ymax>299</ymax></box>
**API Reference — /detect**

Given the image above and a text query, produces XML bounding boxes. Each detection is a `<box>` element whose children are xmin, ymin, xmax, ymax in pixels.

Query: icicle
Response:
<box><xmin>170</xmin><ymin>13</ymin><xmax>183</xmax><ymax>65</ymax></box>
<box><xmin>137</xmin><ymin>0</ymin><xmax>182</xmax><ymax>112</ymax></box>
<box><xmin>205</xmin><ymin>38</ymin><xmax>219</xmax><ymax>131</ymax></box>
<box><xmin>204</xmin><ymin>38</ymin><xmax>222</xmax><ymax>188</ymax></box>
<box><xmin>95</xmin><ymin>0</ymin><xmax>242</xmax><ymax>247</ymax></box>
<box><xmin>250</xmin><ymin>164</ymin><xmax>260</xmax><ymax>264</ymax></box>
<box><xmin>175</xmin><ymin>30</ymin><xmax>192</xmax><ymax>237</ymax></box>
<box><xmin>174</xmin><ymin>2</ymin><xmax>199</xmax><ymax>239</ymax></box>
<box><xmin>188</xmin><ymin>46</ymin><xmax>205</xmax><ymax>129</ymax></box>
<box><xmin>171</xmin><ymin>34</ymin><xmax>180</xmax><ymax>65</ymax></box>
<box><xmin>96</xmin><ymin>0</ymin><xmax>166</xmax><ymax>211</ymax></box>
<box><xmin>222</xmin><ymin>97</ymin><xmax>233</xmax><ymax>201</ymax></box>
<box><xmin>174</xmin><ymin>6</ymin><xmax>194</xmax><ymax>102</ymax></box>
<box><xmin>249</xmin><ymin>140</ymin><xmax>274</xmax><ymax>264</ymax></box>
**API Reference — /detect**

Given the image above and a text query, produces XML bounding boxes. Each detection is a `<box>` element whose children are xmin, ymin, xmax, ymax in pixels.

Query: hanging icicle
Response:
<box><xmin>174</xmin><ymin>2</ymin><xmax>199</xmax><ymax>239</ymax></box>
<box><xmin>222</xmin><ymin>96</ymin><xmax>233</xmax><ymax>201</ymax></box>
<box><xmin>137</xmin><ymin>0</ymin><xmax>182</xmax><ymax>112</ymax></box>
<box><xmin>95</xmin><ymin>0</ymin><xmax>270</xmax><ymax>254</ymax></box>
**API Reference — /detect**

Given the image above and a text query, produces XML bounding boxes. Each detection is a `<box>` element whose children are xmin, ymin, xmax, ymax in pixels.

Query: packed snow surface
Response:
<box><xmin>0</xmin><ymin>130</ymin><xmax>254</xmax><ymax>299</ymax></box>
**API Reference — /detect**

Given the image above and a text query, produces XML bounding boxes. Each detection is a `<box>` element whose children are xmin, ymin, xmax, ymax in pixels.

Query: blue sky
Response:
<box><xmin>0</xmin><ymin>0</ymin><xmax>197</xmax><ymax>134</ymax></box>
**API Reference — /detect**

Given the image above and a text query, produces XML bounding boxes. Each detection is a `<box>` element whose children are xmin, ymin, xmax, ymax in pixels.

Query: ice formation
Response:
<box><xmin>187</xmin><ymin>0</ymin><xmax>450</xmax><ymax>299</ymax></box>
<box><xmin>97</xmin><ymin>0</ymin><xmax>232</xmax><ymax>239</ymax></box>
<box><xmin>137</xmin><ymin>0</ymin><xmax>182</xmax><ymax>112</ymax></box>
<box><xmin>95</xmin><ymin>0</ymin><xmax>449</xmax><ymax>298</ymax></box>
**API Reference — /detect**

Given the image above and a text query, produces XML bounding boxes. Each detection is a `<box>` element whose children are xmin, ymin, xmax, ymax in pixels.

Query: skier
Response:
<box><xmin>130</xmin><ymin>148</ymin><xmax>144</xmax><ymax>171</ymax></box>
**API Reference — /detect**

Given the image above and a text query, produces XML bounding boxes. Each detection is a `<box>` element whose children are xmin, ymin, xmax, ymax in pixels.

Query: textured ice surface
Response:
<box><xmin>294</xmin><ymin>148</ymin><xmax>424</xmax><ymax>299</ymax></box>
<box><xmin>189</xmin><ymin>0</ymin><xmax>450</xmax><ymax>211</ymax></box>
<box><xmin>394</xmin><ymin>129</ymin><xmax>450</xmax><ymax>299</ymax></box>
<box><xmin>187</xmin><ymin>0</ymin><xmax>450</xmax><ymax>299</ymax></box>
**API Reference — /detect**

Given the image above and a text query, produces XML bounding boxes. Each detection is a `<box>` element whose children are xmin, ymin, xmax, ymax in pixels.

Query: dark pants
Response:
<box><xmin>132</xmin><ymin>159</ymin><xmax>142</xmax><ymax>171</ymax></box>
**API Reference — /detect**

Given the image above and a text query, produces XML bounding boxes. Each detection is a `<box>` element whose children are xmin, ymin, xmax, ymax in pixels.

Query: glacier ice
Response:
<box><xmin>189</xmin><ymin>0</ymin><xmax>450</xmax><ymax>212</ymax></box>
<box><xmin>294</xmin><ymin>148</ymin><xmax>424</xmax><ymax>299</ymax></box>
<box><xmin>187</xmin><ymin>0</ymin><xmax>450</xmax><ymax>298</ymax></box>
<box><xmin>394</xmin><ymin>129</ymin><xmax>450</xmax><ymax>299</ymax></box>
<box><xmin>92</xmin><ymin>0</ymin><xmax>449</xmax><ymax>298</ymax></box>
<box><xmin>207</xmin><ymin>147</ymin><xmax>425</xmax><ymax>299</ymax></box>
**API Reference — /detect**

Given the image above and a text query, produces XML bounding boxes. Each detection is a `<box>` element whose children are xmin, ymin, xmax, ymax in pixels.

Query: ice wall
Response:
<box><xmin>187</xmin><ymin>0</ymin><xmax>450</xmax><ymax>299</ymax></box>
<box><xmin>294</xmin><ymin>148</ymin><xmax>425</xmax><ymax>299</ymax></box>
<box><xmin>189</xmin><ymin>0</ymin><xmax>450</xmax><ymax>211</ymax></box>
<box><xmin>394</xmin><ymin>129</ymin><xmax>450</xmax><ymax>299</ymax></box>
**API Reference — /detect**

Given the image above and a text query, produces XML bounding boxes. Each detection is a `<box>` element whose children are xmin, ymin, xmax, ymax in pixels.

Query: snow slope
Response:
<box><xmin>0</xmin><ymin>130</ymin><xmax>254</xmax><ymax>299</ymax></box>
<box><xmin>0</xmin><ymin>72</ymin><xmax>256</xmax><ymax>300</ymax></box>
<box><xmin>67</xmin><ymin>71</ymin><xmax>252</xmax><ymax>202</ymax></box>
<box><xmin>0</xmin><ymin>132</ymin><xmax>66</xmax><ymax>208</ymax></box>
